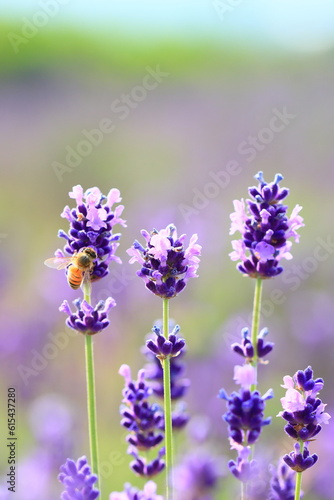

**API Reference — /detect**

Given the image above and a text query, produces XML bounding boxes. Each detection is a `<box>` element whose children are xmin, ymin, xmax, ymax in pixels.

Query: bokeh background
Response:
<box><xmin>1</xmin><ymin>1</ymin><xmax>334</xmax><ymax>498</ymax></box>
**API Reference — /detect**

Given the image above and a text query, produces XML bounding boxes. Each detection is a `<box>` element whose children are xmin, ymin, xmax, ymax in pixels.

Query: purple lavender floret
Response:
<box><xmin>109</xmin><ymin>480</ymin><xmax>163</xmax><ymax>500</ymax></box>
<box><xmin>59</xmin><ymin>297</ymin><xmax>116</xmax><ymax>335</ymax></box>
<box><xmin>119</xmin><ymin>365</ymin><xmax>165</xmax><ymax>478</ymax></box>
<box><xmin>295</xmin><ymin>366</ymin><xmax>324</xmax><ymax>392</ymax></box>
<box><xmin>146</xmin><ymin>324</ymin><xmax>186</xmax><ymax>360</ymax></box>
<box><xmin>231</xmin><ymin>327</ymin><xmax>274</xmax><ymax>362</ymax></box>
<box><xmin>57</xmin><ymin>185</ymin><xmax>126</xmax><ymax>281</ymax></box>
<box><xmin>283</xmin><ymin>443</ymin><xmax>318</xmax><ymax>473</ymax></box>
<box><xmin>127</xmin><ymin>224</ymin><xmax>201</xmax><ymax>298</ymax></box>
<box><xmin>58</xmin><ymin>456</ymin><xmax>99</xmax><ymax>500</ymax></box>
<box><xmin>277</xmin><ymin>366</ymin><xmax>330</xmax><ymax>441</ymax></box>
<box><xmin>219</xmin><ymin>388</ymin><xmax>273</xmax><ymax>445</ymax></box>
<box><xmin>228</xmin><ymin>446</ymin><xmax>258</xmax><ymax>483</ymax></box>
<box><xmin>229</xmin><ymin>172</ymin><xmax>304</xmax><ymax>279</ymax></box>
<box><xmin>269</xmin><ymin>459</ymin><xmax>299</xmax><ymax>500</ymax></box>
<box><xmin>128</xmin><ymin>446</ymin><xmax>165</xmax><ymax>478</ymax></box>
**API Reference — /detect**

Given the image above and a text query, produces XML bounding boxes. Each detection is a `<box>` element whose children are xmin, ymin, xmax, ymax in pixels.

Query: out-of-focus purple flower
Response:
<box><xmin>228</xmin><ymin>445</ymin><xmax>258</xmax><ymax>483</ymax></box>
<box><xmin>60</xmin><ymin>297</ymin><xmax>116</xmax><ymax>335</ymax></box>
<box><xmin>57</xmin><ymin>185</ymin><xmax>126</xmax><ymax>281</ymax></box>
<box><xmin>283</xmin><ymin>443</ymin><xmax>318</xmax><ymax>473</ymax></box>
<box><xmin>1</xmin><ymin>451</ymin><xmax>53</xmax><ymax>500</ymax></box>
<box><xmin>109</xmin><ymin>481</ymin><xmax>163</xmax><ymax>500</ymax></box>
<box><xmin>171</xmin><ymin>402</ymin><xmax>189</xmax><ymax>430</ymax></box>
<box><xmin>277</xmin><ymin>366</ymin><xmax>330</xmax><ymax>441</ymax></box>
<box><xmin>229</xmin><ymin>172</ymin><xmax>304</xmax><ymax>279</ymax></box>
<box><xmin>58</xmin><ymin>456</ymin><xmax>99</xmax><ymax>500</ymax></box>
<box><xmin>119</xmin><ymin>365</ymin><xmax>165</xmax><ymax>478</ymax></box>
<box><xmin>219</xmin><ymin>388</ymin><xmax>273</xmax><ymax>445</ymax></box>
<box><xmin>127</xmin><ymin>224</ymin><xmax>201</xmax><ymax>298</ymax></box>
<box><xmin>28</xmin><ymin>394</ymin><xmax>74</xmax><ymax>469</ymax></box>
<box><xmin>269</xmin><ymin>459</ymin><xmax>300</xmax><ymax>500</ymax></box>
<box><xmin>174</xmin><ymin>451</ymin><xmax>223</xmax><ymax>500</ymax></box>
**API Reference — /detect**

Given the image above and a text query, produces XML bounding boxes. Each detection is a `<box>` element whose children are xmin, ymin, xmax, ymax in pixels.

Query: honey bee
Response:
<box><xmin>44</xmin><ymin>247</ymin><xmax>97</xmax><ymax>289</ymax></box>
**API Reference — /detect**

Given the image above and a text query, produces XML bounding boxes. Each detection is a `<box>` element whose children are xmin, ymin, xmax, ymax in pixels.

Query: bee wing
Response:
<box><xmin>44</xmin><ymin>256</ymin><xmax>72</xmax><ymax>270</ymax></box>
<box><xmin>82</xmin><ymin>270</ymin><xmax>92</xmax><ymax>286</ymax></box>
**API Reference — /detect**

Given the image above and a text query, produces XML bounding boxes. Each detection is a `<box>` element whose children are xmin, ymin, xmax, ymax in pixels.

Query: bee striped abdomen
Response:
<box><xmin>67</xmin><ymin>265</ymin><xmax>83</xmax><ymax>289</ymax></box>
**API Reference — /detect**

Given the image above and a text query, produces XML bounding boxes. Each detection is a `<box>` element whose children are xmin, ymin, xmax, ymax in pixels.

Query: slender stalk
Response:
<box><xmin>83</xmin><ymin>282</ymin><xmax>100</xmax><ymax>487</ymax></box>
<box><xmin>162</xmin><ymin>297</ymin><xmax>173</xmax><ymax>500</ymax></box>
<box><xmin>241</xmin><ymin>481</ymin><xmax>247</xmax><ymax>500</ymax></box>
<box><xmin>250</xmin><ymin>277</ymin><xmax>263</xmax><ymax>392</ymax></box>
<box><xmin>244</xmin><ymin>277</ymin><xmax>263</xmax><ymax>500</ymax></box>
<box><xmin>294</xmin><ymin>441</ymin><xmax>304</xmax><ymax>500</ymax></box>
<box><xmin>294</xmin><ymin>473</ymin><xmax>302</xmax><ymax>500</ymax></box>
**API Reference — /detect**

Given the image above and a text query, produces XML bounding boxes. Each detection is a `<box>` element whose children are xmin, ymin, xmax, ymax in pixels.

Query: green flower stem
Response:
<box><xmin>294</xmin><ymin>472</ymin><xmax>302</xmax><ymax>500</ymax></box>
<box><xmin>241</xmin><ymin>481</ymin><xmax>247</xmax><ymax>500</ymax></box>
<box><xmin>294</xmin><ymin>441</ymin><xmax>304</xmax><ymax>500</ymax></box>
<box><xmin>162</xmin><ymin>297</ymin><xmax>173</xmax><ymax>500</ymax></box>
<box><xmin>245</xmin><ymin>277</ymin><xmax>263</xmax><ymax>499</ymax></box>
<box><xmin>250</xmin><ymin>277</ymin><xmax>263</xmax><ymax>392</ymax></box>
<box><xmin>83</xmin><ymin>282</ymin><xmax>100</xmax><ymax>487</ymax></box>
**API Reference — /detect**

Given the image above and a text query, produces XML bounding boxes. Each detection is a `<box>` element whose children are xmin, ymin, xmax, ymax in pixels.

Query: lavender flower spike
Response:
<box><xmin>229</xmin><ymin>172</ymin><xmax>304</xmax><ymax>279</ymax></box>
<box><xmin>277</xmin><ymin>366</ymin><xmax>330</xmax><ymax>441</ymax></box>
<box><xmin>60</xmin><ymin>297</ymin><xmax>116</xmax><ymax>335</ymax></box>
<box><xmin>57</xmin><ymin>185</ymin><xmax>126</xmax><ymax>281</ymax></box>
<box><xmin>119</xmin><ymin>365</ymin><xmax>165</xmax><ymax>478</ymax></box>
<box><xmin>127</xmin><ymin>224</ymin><xmax>201</xmax><ymax>298</ymax></box>
<box><xmin>58</xmin><ymin>456</ymin><xmax>99</xmax><ymax>500</ymax></box>
<box><xmin>219</xmin><ymin>387</ymin><xmax>273</xmax><ymax>445</ymax></box>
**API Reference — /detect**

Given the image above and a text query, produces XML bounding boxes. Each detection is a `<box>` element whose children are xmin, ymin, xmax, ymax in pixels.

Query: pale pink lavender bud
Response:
<box><xmin>233</xmin><ymin>364</ymin><xmax>257</xmax><ymax>389</ymax></box>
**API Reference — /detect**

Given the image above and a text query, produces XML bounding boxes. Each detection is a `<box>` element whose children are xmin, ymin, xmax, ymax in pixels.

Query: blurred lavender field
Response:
<box><xmin>0</xmin><ymin>2</ymin><xmax>334</xmax><ymax>499</ymax></box>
